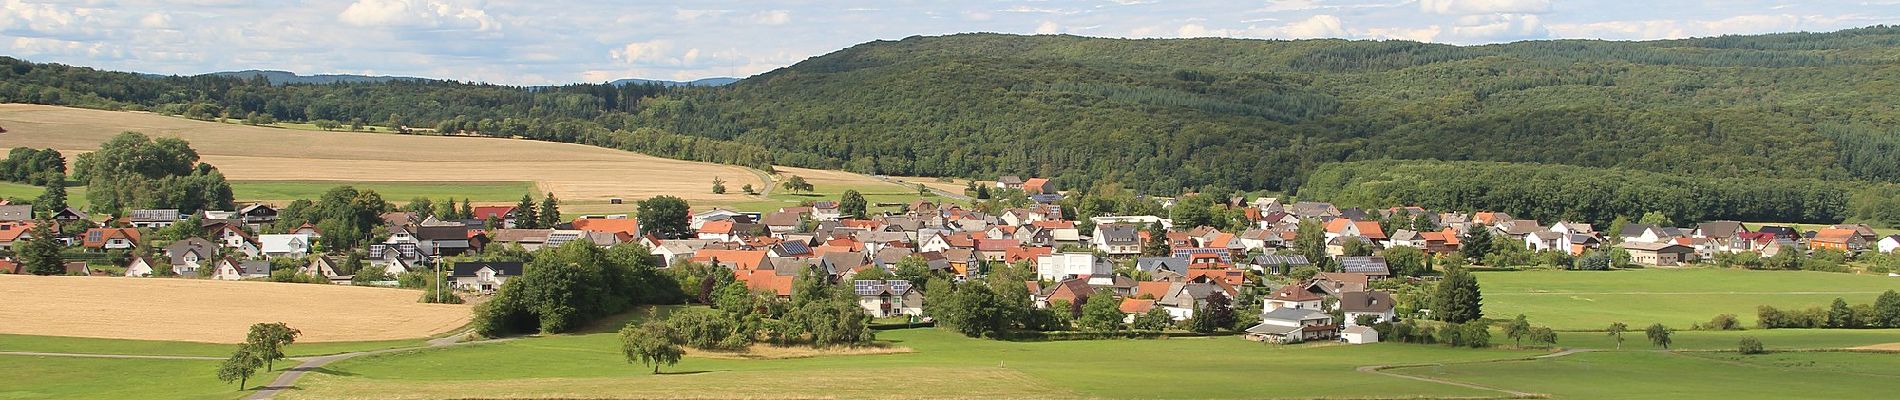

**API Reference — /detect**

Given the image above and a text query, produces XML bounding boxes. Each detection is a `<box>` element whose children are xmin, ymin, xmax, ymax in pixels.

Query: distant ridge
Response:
<box><xmin>607</xmin><ymin>77</ymin><xmax>739</xmax><ymax>87</ymax></box>
<box><xmin>205</xmin><ymin>70</ymin><xmax>433</xmax><ymax>85</ymax></box>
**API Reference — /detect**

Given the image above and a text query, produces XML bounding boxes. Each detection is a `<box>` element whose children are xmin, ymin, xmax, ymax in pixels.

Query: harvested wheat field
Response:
<box><xmin>0</xmin><ymin>104</ymin><xmax>765</xmax><ymax>203</ymax></box>
<box><xmin>0</xmin><ymin>275</ymin><xmax>469</xmax><ymax>343</ymax></box>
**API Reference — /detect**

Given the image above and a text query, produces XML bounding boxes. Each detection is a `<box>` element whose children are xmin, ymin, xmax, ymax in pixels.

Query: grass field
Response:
<box><xmin>0</xmin><ymin>103</ymin><xmax>765</xmax><ymax>203</ymax></box>
<box><xmin>1390</xmin><ymin>351</ymin><xmax>1900</xmax><ymax>399</ymax></box>
<box><xmin>1478</xmin><ymin>268</ymin><xmax>1900</xmax><ymax>330</ymax></box>
<box><xmin>0</xmin><ymin>355</ymin><xmax>283</xmax><ymax>399</ymax></box>
<box><xmin>0</xmin><ymin>181</ymin><xmax>86</xmax><ymax>205</ymax></box>
<box><xmin>0</xmin><ymin>275</ymin><xmax>469</xmax><ymax>343</ymax></box>
<box><xmin>1555</xmin><ymin>328</ymin><xmax>1900</xmax><ymax>350</ymax></box>
<box><xmin>289</xmin><ymin>326</ymin><xmax>1537</xmax><ymax>400</ymax></box>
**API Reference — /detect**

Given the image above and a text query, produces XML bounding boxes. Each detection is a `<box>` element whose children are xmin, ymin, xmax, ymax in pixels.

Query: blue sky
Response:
<box><xmin>2</xmin><ymin>0</ymin><xmax>1896</xmax><ymax>85</ymax></box>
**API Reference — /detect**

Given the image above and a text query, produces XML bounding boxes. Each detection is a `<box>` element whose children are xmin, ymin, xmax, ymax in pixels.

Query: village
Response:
<box><xmin>4</xmin><ymin>175</ymin><xmax>1897</xmax><ymax>346</ymax></box>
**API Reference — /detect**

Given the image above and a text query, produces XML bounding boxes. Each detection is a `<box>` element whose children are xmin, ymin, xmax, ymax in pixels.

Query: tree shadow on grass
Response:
<box><xmin>655</xmin><ymin>370</ymin><xmax>717</xmax><ymax>375</ymax></box>
<box><xmin>306</xmin><ymin>367</ymin><xmax>359</xmax><ymax>377</ymax></box>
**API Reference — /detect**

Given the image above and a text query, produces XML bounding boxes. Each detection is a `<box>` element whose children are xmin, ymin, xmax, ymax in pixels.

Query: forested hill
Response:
<box><xmin>5</xmin><ymin>27</ymin><xmax>1900</xmax><ymax>196</ymax></box>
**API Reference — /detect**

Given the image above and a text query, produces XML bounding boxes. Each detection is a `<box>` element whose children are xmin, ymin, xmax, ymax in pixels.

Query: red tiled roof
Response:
<box><xmin>1135</xmin><ymin>281</ymin><xmax>1172</xmax><ymax>299</ymax></box>
<box><xmin>471</xmin><ymin>206</ymin><xmax>515</xmax><ymax>220</ymax></box>
<box><xmin>1004</xmin><ymin>246</ymin><xmax>1053</xmax><ymax>263</ymax></box>
<box><xmin>1119</xmin><ymin>298</ymin><xmax>1156</xmax><ymax>314</ymax></box>
<box><xmin>1814</xmin><ymin>229</ymin><xmax>1859</xmax><ymax>243</ymax></box>
<box><xmin>572</xmin><ymin>218</ymin><xmax>639</xmax><ymax>236</ymax></box>
<box><xmin>975</xmin><ymin>239</ymin><xmax>1020</xmax><ymax>252</ymax></box>
<box><xmin>692</xmin><ymin>249</ymin><xmax>769</xmax><ymax>270</ymax></box>
<box><xmin>699</xmin><ymin>220</ymin><xmax>736</xmax><ymax>234</ymax></box>
<box><xmin>82</xmin><ymin>228</ymin><xmax>141</xmax><ymax>249</ymax></box>
<box><xmin>1031</xmin><ymin>220</ymin><xmax>1076</xmax><ymax>229</ymax></box>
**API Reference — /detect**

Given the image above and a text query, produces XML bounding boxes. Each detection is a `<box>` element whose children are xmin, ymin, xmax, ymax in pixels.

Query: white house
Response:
<box><xmin>451</xmin><ymin>261</ymin><xmax>523</xmax><ymax>292</ymax></box>
<box><xmin>1878</xmin><ymin>235</ymin><xmax>1900</xmax><ymax>254</ymax></box>
<box><xmin>1091</xmin><ymin>224</ymin><xmax>1142</xmax><ymax>256</ymax></box>
<box><xmin>210</xmin><ymin>258</ymin><xmax>269</xmax><ymax>281</ymax></box>
<box><xmin>259</xmin><ymin>234</ymin><xmax>314</xmax><ymax>258</ymax></box>
<box><xmin>123</xmin><ymin>255</ymin><xmax>155</xmax><ymax>277</ymax></box>
<box><xmin>1035</xmin><ymin>252</ymin><xmax>1110</xmax><ymax>281</ymax></box>
<box><xmin>1264</xmin><ymin>283</ymin><xmax>1325</xmax><ymax>312</ymax></box>
<box><xmin>853</xmin><ymin>280</ymin><xmax>925</xmax><ymax>317</ymax></box>
<box><xmin>1245</xmin><ymin>308</ymin><xmax>1335</xmax><ymax>343</ymax></box>
<box><xmin>1339</xmin><ymin>291</ymin><xmax>1397</xmax><ymax>327</ymax></box>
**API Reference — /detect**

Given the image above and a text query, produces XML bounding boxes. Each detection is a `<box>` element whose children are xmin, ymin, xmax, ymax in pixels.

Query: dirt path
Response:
<box><xmin>243</xmin><ymin>331</ymin><xmax>504</xmax><ymax>400</ymax></box>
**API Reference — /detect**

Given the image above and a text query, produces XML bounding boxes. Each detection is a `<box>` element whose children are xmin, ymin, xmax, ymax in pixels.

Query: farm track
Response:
<box><xmin>1359</xmin><ymin>349</ymin><xmax>1596</xmax><ymax>399</ymax></box>
<box><xmin>244</xmin><ymin>331</ymin><xmax>510</xmax><ymax>400</ymax></box>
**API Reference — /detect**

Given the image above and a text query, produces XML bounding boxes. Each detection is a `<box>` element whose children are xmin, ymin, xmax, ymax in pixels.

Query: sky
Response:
<box><xmin>2</xmin><ymin>0</ymin><xmax>1896</xmax><ymax>85</ymax></box>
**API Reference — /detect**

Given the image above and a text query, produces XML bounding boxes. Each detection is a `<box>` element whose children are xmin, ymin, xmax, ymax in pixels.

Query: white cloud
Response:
<box><xmin>750</xmin><ymin>10</ymin><xmax>792</xmax><ymax>25</ymax></box>
<box><xmin>1273</xmin><ymin>14</ymin><xmax>1350</xmax><ymax>39</ymax></box>
<box><xmin>138</xmin><ymin>12</ymin><xmax>173</xmax><ymax>30</ymax></box>
<box><xmin>1420</xmin><ymin>0</ymin><xmax>1552</xmax><ymax>15</ymax></box>
<box><xmin>339</xmin><ymin>0</ymin><xmax>499</xmax><ymax>32</ymax></box>
<box><xmin>1547</xmin><ymin>14</ymin><xmax>1820</xmax><ymax>41</ymax></box>
<box><xmin>611</xmin><ymin>39</ymin><xmax>675</xmax><ymax>64</ymax></box>
<box><xmin>1442</xmin><ymin>13</ymin><xmax>1545</xmax><ymax>43</ymax></box>
<box><xmin>1036</xmin><ymin>21</ymin><xmax>1063</xmax><ymax>34</ymax></box>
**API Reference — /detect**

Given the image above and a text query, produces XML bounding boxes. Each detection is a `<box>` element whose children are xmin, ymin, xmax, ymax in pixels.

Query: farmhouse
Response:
<box><xmin>1619</xmin><ymin>241</ymin><xmax>1697</xmax><ymax>266</ymax></box>
<box><xmin>452</xmin><ymin>261</ymin><xmax>524</xmax><ymax>292</ymax></box>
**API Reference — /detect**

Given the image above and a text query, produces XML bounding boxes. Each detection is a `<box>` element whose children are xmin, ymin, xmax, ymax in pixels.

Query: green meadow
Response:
<box><xmin>1390</xmin><ymin>351</ymin><xmax>1900</xmax><ymax>399</ymax></box>
<box><xmin>0</xmin><ymin>333</ymin><xmax>430</xmax><ymax>358</ymax></box>
<box><xmin>0</xmin><ymin>355</ymin><xmax>285</xmax><ymax>399</ymax></box>
<box><xmin>1477</xmin><ymin>268</ymin><xmax>1900</xmax><ymax>330</ymax></box>
<box><xmin>228</xmin><ymin>180</ymin><xmax>534</xmax><ymax>203</ymax></box>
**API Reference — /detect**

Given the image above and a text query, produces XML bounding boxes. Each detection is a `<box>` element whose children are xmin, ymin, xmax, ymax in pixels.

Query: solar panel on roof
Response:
<box><xmin>889</xmin><ymin>280</ymin><xmax>912</xmax><ymax>294</ymax></box>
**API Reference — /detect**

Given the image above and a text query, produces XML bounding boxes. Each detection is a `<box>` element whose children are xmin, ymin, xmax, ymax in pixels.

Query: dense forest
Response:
<box><xmin>5</xmin><ymin>27</ymin><xmax>1900</xmax><ymax>221</ymax></box>
<box><xmin>1298</xmin><ymin>160</ymin><xmax>1862</xmax><ymax>226</ymax></box>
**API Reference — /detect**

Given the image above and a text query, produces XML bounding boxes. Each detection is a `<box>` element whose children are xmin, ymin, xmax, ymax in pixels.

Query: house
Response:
<box><xmin>1323</xmin><ymin>218</ymin><xmax>1387</xmax><ymax>242</ymax></box>
<box><xmin>1339</xmin><ymin>291</ymin><xmax>1397</xmax><ymax>326</ymax></box>
<box><xmin>1619</xmin><ymin>224</ymin><xmax>1669</xmax><ymax>244</ymax></box>
<box><xmin>1693</xmin><ymin>221</ymin><xmax>1747</xmax><ymax>240</ymax></box>
<box><xmin>996</xmin><ymin>175</ymin><xmax>1024</xmax><ymax>189</ymax></box>
<box><xmin>415</xmin><ymin>225</ymin><xmax>472</xmax><ymax>256</ymax></box>
<box><xmin>811</xmin><ymin>202</ymin><xmax>843</xmax><ymax>221</ymax></box>
<box><xmin>258</xmin><ymin>234</ymin><xmax>313</xmax><ymax>258</ymax></box>
<box><xmin>238</xmin><ymin>204</ymin><xmax>279</xmax><ymax>225</ymax></box>
<box><xmin>1248</xmin><ymin>254</ymin><xmax>1311</xmax><ymax>275</ymax></box>
<box><xmin>1264</xmin><ymin>283</ymin><xmax>1325</xmax><ymax>312</ymax></box>
<box><xmin>1830</xmin><ymin>224</ymin><xmax>1880</xmax><ymax>241</ymax></box>
<box><xmin>1524</xmin><ymin>231</ymin><xmax>1565</xmax><ymax>253</ymax></box>
<box><xmin>1341</xmin><ymin>325</ymin><xmax>1379</xmax><ymax>344</ymax></box>
<box><xmin>210</xmin><ymin>257</ymin><xmax>269</xmax><ymax>280</ymax></box>
<box><xmin>1879</xmin><ymin>235</ymin><xmax>1900</xmax><ymax>254</ymax></box>
<box><xmin>1022</xmin><ymin>178</ymin><xmax>1052</xmax><ymax>194</ymax></box>
<box><xmin>128</xmin><ymin>209</ymin><xmax>182</xmax><ymax>228</ymax></box>
<box><xmin>1136</xmin><ymin>256</ymin><xmax>1190</xmax><ymax>277</ymax></box>
<box><xmin>80</xmin><ymin>228</ymin><xmax>140</xmax><ymax>251</ymax></box>
<box><xmin>299</xmin><ymin>256</ymin><xmax>342</xmax><ymax>279</ymax></box>
<box><xmin>1119</xmin><ymin>298</ymin><xmax>1157</xmax><ymax>323</ymax></box>
<box><xmin>1245</xmin><ymin>308</ymin><xmax>1335</xmax><ymax>343</ymax></box>
<box><xmin>1339</xmin><ymin>256</ymin><xmax>1390</xmax><ymax>278</ymax></box>
<box><xmin>164</xmin><ymin>237</ymin><xmax>217</xmax><ymax>276</ymax></box>
<box><xmin>1091</xmin><ymin>224</ymin><xmax>1142</xmax><ymax>255</ymax></box>
<box><xmin>0</xmin><ymin>221</ymin><xmax>32</xmax><ymax>250</ymax></box>
<box><xmin>291</xmin><ymin>223</ymin><xmax>324</xmax><ymax>238</ymax></box>
<box><xmin>1036</xmin><ymin>252</ymin><xmax>1110</xmax><ymax>281</ymax></box>
<box><xmin>854</xmin><ymin>280</ymin><xmax>924</xmax><ymax>317</ymax></box>
<box><xmin>0</xmin><ymin>204</ymin><xmax>37</xmax><ymax>223</ymax></box>
<box><xmin>1286</xmin><ymin>202</ymin><xmax>1341</xmax><ymax>220</ymax></box>
<box><xmin>51</xmin><ymin>207</ymin><xmax>88</xmax><ymax>222</ymax></box>
<box><xmin>471</xmin><ymin>206</ymin><xmax>518</xmax><ymax>227</ymax></box>
<box><xmin>1811</xmin><ymin>229</ymin><xmax>1867</xmax><ymax>252</ymax></box>
<box><xmin>1619</xmin><ymin>241</ymin><xmax>1698</xmax><ymax>266</ymax></box>
<box><xmin>123</xmin><ymin>255</ymin><xmax>156</xmax><ymax>277</ymax></box>
<box><xmin>1756</xmin><ymin>225</ymin><xmax>1800</xmax><ymax>241</ymax></box>
<box><xmin>452</xmin><ymin>261</ymin><xmax>524</xmax><ymax>292</ymax></box>
<box><xmin>697</xmin><ymin>220</ymin><xmax>738</xmax><ymax>241</ymax></box>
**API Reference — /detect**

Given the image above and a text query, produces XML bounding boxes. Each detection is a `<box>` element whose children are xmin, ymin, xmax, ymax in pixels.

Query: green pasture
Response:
<box><xmin>1477</xmin><ymin>268</ymin><xmax>1900</xmax><ymax>330</ymax></box>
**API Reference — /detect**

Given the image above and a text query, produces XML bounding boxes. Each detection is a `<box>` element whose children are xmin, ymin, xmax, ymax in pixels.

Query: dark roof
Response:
<box><xmin>1136</xmin><ymin>257</ymin><xmax>1189</xmax><ymax>275</ymax></box>
<box><xmin>852</xmin><ymin>280</ymin><xmax>914</xmax><ymax>296</ymax></box>
<box><xmin>1339</xmin><ymin>256</ymin><xmax>1389</xmax><ymax>276</ymax></box>
<box><xmin>1339</xmin><ymin>291</ymin><xmax>1396</xmax><ymax>313</ymax></box>
<box><xmin>451</xmin><ymin>261</ymin><xmax>524</xmax><ymax>277</ymax></box>
<box><xmin>775</xmin><ymin>241</ymin><xmax>812</xmax><ymax>255</ymax></box>
<box><xmin>129</xmin><ymin>209</ymin><xmax>181</xmax><ymax>221</ymax></box>
<box><xmin>1619</xmin><ymin>223</ymin><xmax>1658</xmax><ymax>237</ymax></box>
<box><xmin>415</xmin><ymin>225</ymin><xmax>469</xmax><ymax>241</ymax></box>
<box><xmin>1757</xmin><ymin>225</ymin><xmax>1798</xmax><ymax>237</ymax></box>
<box><xmin>1098</xmin><ymin>224</ymin><xmax>1139</xmax><ymax>245</ymax></box>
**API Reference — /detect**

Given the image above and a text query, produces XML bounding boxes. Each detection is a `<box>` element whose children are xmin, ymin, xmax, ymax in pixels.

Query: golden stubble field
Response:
<box><xmin>0</xmin><ymin>104</ymin><xmax>766</xmax><ymax>203</ymax></box>
<box><xmin>0</xmin><ymin>275</ymin><xmax>469</xmax><ymax>343</ymax></box>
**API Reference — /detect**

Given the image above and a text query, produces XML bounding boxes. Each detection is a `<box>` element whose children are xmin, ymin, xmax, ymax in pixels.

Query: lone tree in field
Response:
<box><xmin>619</xmin><ymin>321</ymin><xmax>683</xmax><ymax>374</ymax></box>
<box><xmin>217</xmin><ymin>346</ymin><xmax>264</xmax><ymax>390</ymax></box>
<box><xmin>781</xmin><ymin>175</ymin><xmax>813</xmax><ymax>194</ymax></box>
<box><xmin>20</xmin><ymin>222</ymin><xmax>65</xmax><ymax>275</ymax></box>
<box><xmin>1504</xmin><ymin>314</ymin><xmax>1532</xmax><ymax>348</ymax></box>
<box><xmin>1606</xmin><ymin>322</ymin><xmax>1628</xmax><ymax>350</ymax></box>
<box><xmin>1528</xmin><ymin>327</ymin><xmax>1557</xmax><ymax>349</ymax></box>
<box><xmin>711</xmin><ymin>176</ymin><xmax>726</xmax><ymax>194</ymax></box>
<box><xmin>637</xmin><ymin>196</ymin><xmax>691</xmax><ymax>239</ymax></box>
<box><xmin>1430</xmin><ymin>266</ymin><xmax>1484</xmax><ymax>323</ymax></box>
<box><xmin>1645</xmin><ymin>323</ymin><xmax>1673</xmax><ymax>349</ymax></box>
<box><xmin>244</xmin><ymin>322</ymin><xmax>301</xmax><ymax>371</ymax></box>
<box><xmin>839</xmin><ymin>190</ymin><xmax>867</xmax><ymax>219</ymax></box>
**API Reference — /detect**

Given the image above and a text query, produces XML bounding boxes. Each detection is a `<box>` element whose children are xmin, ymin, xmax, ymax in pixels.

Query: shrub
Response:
<box><xmin>1697</xmin><ymin>314</ymin><xmax>1743</xmax><ymax>331</ymax></box>
<box><xmin>1738</xmin><ymin>337</ymin><xmax>1766</xmax><ymax>354</ymax></box>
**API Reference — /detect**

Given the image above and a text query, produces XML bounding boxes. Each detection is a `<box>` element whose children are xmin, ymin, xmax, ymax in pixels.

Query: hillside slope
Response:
<box><xmin>6</xmin><ymin>27</ymin><xmax>1900</xmax><ymax>195</ymax></box>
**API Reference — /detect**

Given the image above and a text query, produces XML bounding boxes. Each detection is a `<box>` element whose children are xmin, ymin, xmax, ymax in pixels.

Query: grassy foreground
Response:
<box><xmin>288</xmin><ymin>328</ymin><xmax>1536</xmax><ymax>399</ymax></box>
<box><xmin>1390</xmin><ymin>351</ymin><xmax>1900</xmax><ymax>399</ymax></box>
<box><xmin>1477</xmin><ymin>268</ymin><xmax>1900</xmax><ymax>330</ymax></box>
<box><xmin>0</xmin><ymin>355</ymin><xmax>284</xmax><ymax>399</ymax></box>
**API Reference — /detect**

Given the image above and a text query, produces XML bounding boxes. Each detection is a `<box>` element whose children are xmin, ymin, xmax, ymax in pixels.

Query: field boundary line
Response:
<box><xmin>1362</xmin><ymin>349</ymin><xmax>1595</xmax><ymax>399</ymax></box>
